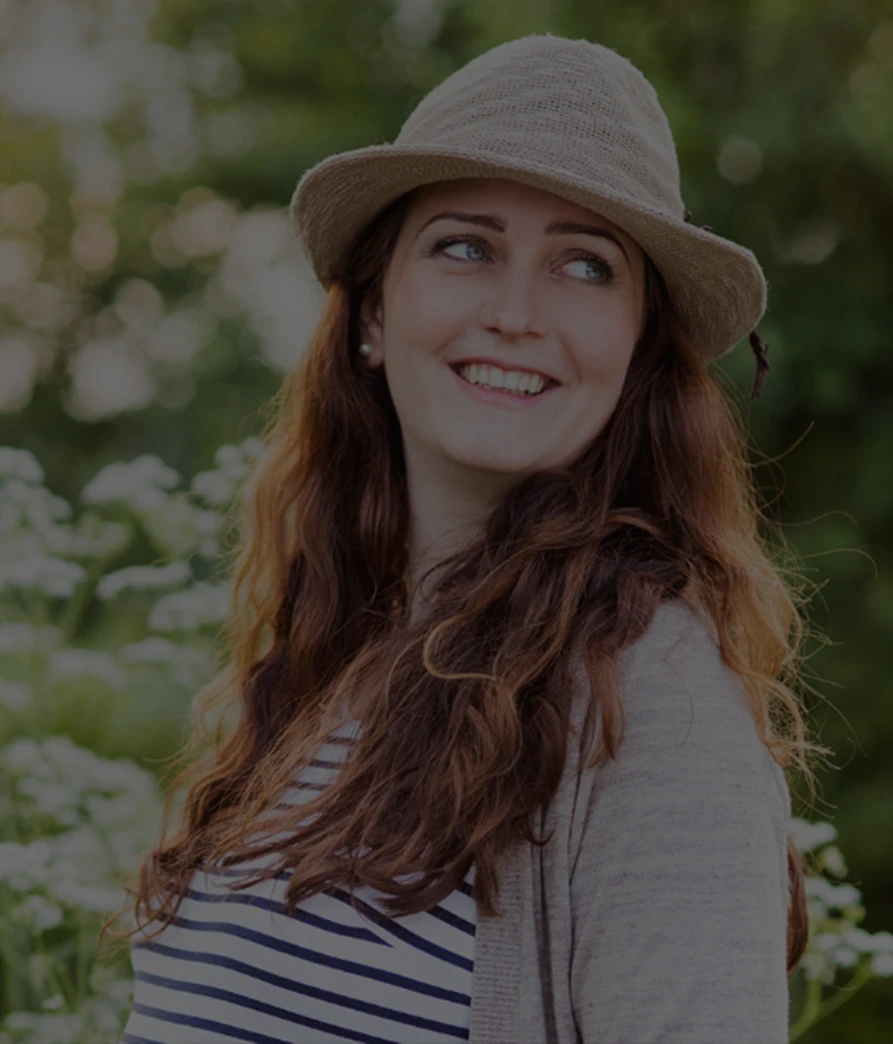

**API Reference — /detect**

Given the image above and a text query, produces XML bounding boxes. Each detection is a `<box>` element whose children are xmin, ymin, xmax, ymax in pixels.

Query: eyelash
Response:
<box><xmin>427</xmin><ymin>234</ymin><xmax>616</xmax><ymax>285</ymax></box>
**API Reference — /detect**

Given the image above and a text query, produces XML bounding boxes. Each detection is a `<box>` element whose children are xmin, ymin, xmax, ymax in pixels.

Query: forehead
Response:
<box><xmin>407</xmin><ymin>177</ymin><xmax>631</xmax><ymax>241</ymax></box>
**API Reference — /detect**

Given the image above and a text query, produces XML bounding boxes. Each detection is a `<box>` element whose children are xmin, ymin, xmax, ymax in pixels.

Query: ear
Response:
<box><xmin>359</xmin><ymin>294</ymin><xmax>386</xmax><ymax>368</ymax></box>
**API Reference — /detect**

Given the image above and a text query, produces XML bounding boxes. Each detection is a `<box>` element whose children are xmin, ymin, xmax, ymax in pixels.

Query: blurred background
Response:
<box><xmin>1</xmin><ymin>0</ymin><xmax>891</xmax><ymax>1041</ymax></box>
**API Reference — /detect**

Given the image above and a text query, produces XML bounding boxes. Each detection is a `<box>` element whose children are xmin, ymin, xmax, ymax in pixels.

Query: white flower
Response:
<box><xmin>799</xmin><ymin>949</ymin><xmax>835</xmax><ymax>983</ymax></box>
<box><xmin>11</xmin><ymin>895</ymin><xmax>63</xmax><ymax>932</ymax></box>
<box><xmin>3</xmin><ymin>1011</ymin><xmax>85</xmax><ymax>1043</ymax></box>
<box><xmin>215</xmin><ymin>444</ymin><xmax>242</xmax><ymax>466</ymax></box>
<box><xmin>56</xmin><ymin>517</ymin><xmax>131</xmax><ymax>559</ymax></box>
<box><xmin>0</xmin><ymin>447</ymin><xmax>44</xmax><ymax>483</ymax></box>
<box><xmin>81</xmin><ymin>454</ymin><xmax>181</xmax><ymax>512</ymax></box>
<box><xmin>52</xmin><ymin>878</ymin><xmax>127</xmax><ymax>914</ymax></box>
<box><xmin>84</xmin><ymin>791</ymin><xmax>151</xmax><ymax>828</ymax></box>
<box><xmin>0</xmin><ymin>840</ymin><xmax>53</xmax><ymax>891</ymax></box>
<box><xmin>1</xmin><ymin>477</ymin><xmax>71</xmax><ymax>524</ymax></box>
<box><xmin>118</xmin><ymin>637</ymin><xmax>211</xmax><ymax>686</ymax></box>
<box><xmin>873</xmin><ymin>952</ymin><xmax>893</xmax><ymax>976</ymax></box>
<box><xmin>217</xmin><ymin>437</ymin><xmax>266</xmax><ymax>468</ymax></box>
<box><xmin>831</xmin><ymin>944</ymin><xmax>861</xmax><ymax>969</ymax></box>
<box><xmin>0</xmin><ymin>744</ymin><xmax>161</xmax><ymax>895</ymax></box>
<box><xmin>790</xmin><ymin>817</ymin><xmax>837</xmax><ymax>854</ymax></box>
<box><xmin>0</xmin><ymin>737</ymin><xmax>43</xmax><ymax>776</ymax></box>
<box><xmin>39</xmin><ymin>736</ymin><xmax>144</xmax><ymax>794</ymax></box>
<box><xmin>812</xmin><ymin>931</ymin><xmax>840</xmax><ymax>953</ymax></box>
<box><xmin>804</xmin><ymin>875</ymin><xmax>863</xmax><ymax>912</ymax></box>
<box><xmin>0</xmin><ymin>480</ymin><xmax>76</xmax><ymax>569</ymax></box>
<box><xmin>191</xmin><ymin>468</ymin><xmax>233</xmax><ymax>506</ymax></box>
<box><xmin>49</xmin><ymin>818</ymin><xmax>160</xmax><ymax>890</ymax></box>
<box><xmin>95</xmin><ymin>560</ymin><xmax>191</xmax><ymax>599</ymax></box>
<box><xmin>17</xmin><ymin>777</ymin><xmax>81</xmax><ymax>826</ymax></box>
<box><xmin>818</xmin><ymin>844</ymin><xmax>848</xmax><ymax>877</ymax></box>
<box><xmin>191</xmin><ymin>437</ymin><xmax>266</xmax><ymax>506</ymax></box>
<box><xmin>48</xmin><ymin>647</ymin><xmax>128</xmax><ymax>690</ymax></box>
<box><xmin>0</xmin><ymin>622</ymin><xmax>62</xmax><ymax>654</ymax></box>
<box><xmin>3</xmin><ymin>736</ymin><xmax>158</xmax><ymax>804</ymax></box>
<box><xmin>0</xmin><ymin>677</ymin><xmax>30</xmax><ymax>710</ymax></box>
<box><xmin>868</xmin><ymin>930</ymin><xmax>893</xmax><ymax>954</ymax></box>
<box><xmin>0</xmin><ymin>555</ymin><xmax>87</xmax><ymax>597</ymax></box>
<box><xmin>840</xmin><ymin>926</ymin><xmax>878</xmax><ymax>953</ymax></box>
<box><xmin>117</xmin><ymin>636</ymin><xmax>181</xmax><ymax>663</ymax></box>
<box><xmin>139</xmin><ymin>497</ymin><xmax>221</xmax><ymax>557</ymax></box>
<box><xmin>41</xmin><ymin>995</ymin><xmax>65</xmax><ymax>1012</ymax></box>
<box><xmin>149</xmin><ymin>579</ymin><xmax>229</xmax><ymax>631</ymax></box>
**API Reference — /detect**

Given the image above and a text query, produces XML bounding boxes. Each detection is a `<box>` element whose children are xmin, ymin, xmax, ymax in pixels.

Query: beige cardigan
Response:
<box><xmin>467</xmin><ymin>597</ymin><xmax>792</xmax><ymax>1043</ymax></box>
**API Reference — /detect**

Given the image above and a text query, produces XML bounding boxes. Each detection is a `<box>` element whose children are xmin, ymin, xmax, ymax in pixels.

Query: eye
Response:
<box><xmin>431</xmin><ymin>236</ymin><xmax>487</xmax><ymax>263</ymax></box>
<box><xmin>428</xmin><ymin>235</ymin><xmax>615</xmax><ymax>285</ymax></box>
<box><xmin>562</xmin><ymin>256</ymin><xmax>616</xmax><ymax>284</ymax></box>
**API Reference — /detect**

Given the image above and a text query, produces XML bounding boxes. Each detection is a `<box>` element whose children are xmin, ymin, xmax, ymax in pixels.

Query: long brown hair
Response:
<box><xmin>119</xmin><ymin>186</ymin><xmax>833</xmax><ymax>976</ymax></box>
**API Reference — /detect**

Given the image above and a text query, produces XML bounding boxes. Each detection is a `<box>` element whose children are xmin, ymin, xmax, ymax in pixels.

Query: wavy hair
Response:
<box><xmin>117</xmin><ymin>186</ymin><xmax>834</xmax><ymax>976</ymax></box>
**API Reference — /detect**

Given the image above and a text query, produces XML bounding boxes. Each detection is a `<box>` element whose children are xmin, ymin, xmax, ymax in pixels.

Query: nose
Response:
<box><xmin>478</xmin><ymin>263</ymin><xmax>547</xmax><ymax>339</ymax></box>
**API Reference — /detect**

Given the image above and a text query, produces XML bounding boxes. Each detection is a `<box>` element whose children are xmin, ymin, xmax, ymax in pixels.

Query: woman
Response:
<box><xmin>119</xmin><ymin>33</ymin><xmax>831</xmax><ymax>1044</ymax></box>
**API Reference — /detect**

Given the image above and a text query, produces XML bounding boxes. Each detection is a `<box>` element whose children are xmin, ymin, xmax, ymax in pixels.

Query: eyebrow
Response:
<box><xmin>416</xmin><ymin>210</ymin><xmax>630</xmax><ymax>264</ymax></box>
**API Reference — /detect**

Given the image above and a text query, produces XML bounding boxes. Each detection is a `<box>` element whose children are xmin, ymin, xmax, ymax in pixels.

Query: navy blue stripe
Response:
<box><xmin>197</xmin><ymin>868</ymin><xmax>477</xmax><ymax>951</ymax></box>
<box><xmin>200</xmin><ymin>865</ymin><xmax>281</xmax><ymax>880</ymax></box>
<box><xmin>134</xmin><ymin>919</ymin><xmax>473</xmax><ymax>1002</ymax></box>
<box><xmin>183</xmin><ymin>885</ymin><xmax>388</xmax><ymax>945</ymax></box>
<box><xmin>324</xmin><ymin>886</ymin><xmax>475</xmax><ymax>971</ymax></box>
<box><xmin>310</xmin><ymin>756</ymin><xmax>348</xmax><ymax>769</ymax></box>
<box><xmin>129</xmin><ymin>1001</ymin><xmax>387</xmax><ymax>1044</ymax></box>
<box><xmin>134</xmin><ymin>939</ymin><xmax>470</xmax><ymax>1009</ymax></box>
<box><xmin>275</xmin><ymin>788</ymin><xmax>323</xmax><ymax>806</ymax></box>
<box><xmin>427</xmin><ymin>903</ymin><xmax>476</xmax><ymax>936</ymax></box>
<box><xmin>290</xmin><ymin>780</ymin><xmax>328</xmax><ymax>789</ymax></box>
<box><xmin>136</xmin><ymin>966</ymin><xmax>469</xmax><ymax>1039</ymax></box>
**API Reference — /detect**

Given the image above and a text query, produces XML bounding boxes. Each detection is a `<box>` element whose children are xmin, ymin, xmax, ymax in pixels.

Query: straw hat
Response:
<box><xmin>290</xmin><ymin>32</ymin><xmax>771</xmax><ymax>398</ymax></box>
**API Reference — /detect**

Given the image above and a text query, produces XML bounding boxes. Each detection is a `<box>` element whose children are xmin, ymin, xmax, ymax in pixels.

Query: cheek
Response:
<box><xmin>396</xmin><ymin>270</ymin><xmax>473</xmax><ymax>332</ymax></box>
<box><xmin>576</xmin><ymin>312</ymin><xmax>638</xmax><ymax>379</ymax></box>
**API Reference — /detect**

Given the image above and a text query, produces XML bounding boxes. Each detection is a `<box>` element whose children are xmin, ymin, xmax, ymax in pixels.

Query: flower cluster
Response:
<box><xmin>787</xmin><ymin>818</ymin><xmax>893</xmax><ymax>1039</ymax></box>
<box><xmin>0</xmin><ymin>737</ymin><xmax>161</xmax><ymax>1044</ymax></box>
<box><xmin>0</xmin><ymin>440</ymin><xmax>265</xmax><ymax>1043</ymax></box>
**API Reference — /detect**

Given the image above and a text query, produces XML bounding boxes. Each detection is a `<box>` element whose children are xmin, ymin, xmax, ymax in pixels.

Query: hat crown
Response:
<box><xmin>395</xmin><ymin>34</ymin><xmax>683</xmax><ymax>218</ymax></box>
<box><xmin>289</xmin><ymin>32</ymin><xmax>769</xmax><ymax>369</ymax></box>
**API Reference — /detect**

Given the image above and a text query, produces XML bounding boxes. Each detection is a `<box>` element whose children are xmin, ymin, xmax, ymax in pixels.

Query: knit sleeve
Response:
<box><xmin>569</xmin><ymin>600</ymin><xmax>792</xmax><ymax>1044</ymax></box>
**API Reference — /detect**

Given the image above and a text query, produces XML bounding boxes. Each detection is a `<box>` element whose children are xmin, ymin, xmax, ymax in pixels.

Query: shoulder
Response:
<box><xmin>568</xmin><ymin>595</ymin><xmax>732</xmax><ymax>739</ymax></box>
<box><xmin>568</xmin><ymin>595</ymin><xmax>790</xmax><ymax>845</ymax></box>
<box><xmin>617</xmin><ymin>594</ymin><xmax>721</xmax><ymax>684</ymax></box>
<box><xmin>572</xmin><ymin>595</ymin><xmax>758</xmax><ymax>747</ymax></box>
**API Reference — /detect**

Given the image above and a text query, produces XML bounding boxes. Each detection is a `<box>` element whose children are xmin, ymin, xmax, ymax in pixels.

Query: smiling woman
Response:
<box><xmin>115</xmin><ymin>32</ymin><xmax>828</xmax><ymax>1044</ymax></box>
<box><xmin>353</xmin><ymin>177</ymin><xmax>648</xmax><ymax>573</ymax></box>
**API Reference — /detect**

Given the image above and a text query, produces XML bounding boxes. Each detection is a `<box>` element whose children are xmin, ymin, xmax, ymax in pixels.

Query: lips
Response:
<box><xmin>447</xmin><ymin>362</ymin><xmax>560</xmax><ymax>406</ymax></box>
<box><xmin>448</xmin><ymin>363</ymin><xmax>559</xmax><ymax>389</ymax></box>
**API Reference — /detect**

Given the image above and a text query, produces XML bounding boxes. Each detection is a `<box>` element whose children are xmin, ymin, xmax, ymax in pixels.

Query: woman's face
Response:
<box><xmin>360</xmin><ymin>177</ymin><xmax>647</xmax><ymax>493</ymax></box>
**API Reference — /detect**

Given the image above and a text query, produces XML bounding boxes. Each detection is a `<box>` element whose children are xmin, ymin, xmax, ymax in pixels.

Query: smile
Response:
<box><xmin>448</xmin><ymin>364</ymin><xmax>560</xmax><ymax>408</ymax></box>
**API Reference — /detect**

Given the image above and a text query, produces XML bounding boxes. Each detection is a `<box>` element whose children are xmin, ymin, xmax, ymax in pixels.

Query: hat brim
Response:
<box><xmin>290</xmin><ymin>144</ymin><xmax>767</xmax><ymax>362</ymax></box>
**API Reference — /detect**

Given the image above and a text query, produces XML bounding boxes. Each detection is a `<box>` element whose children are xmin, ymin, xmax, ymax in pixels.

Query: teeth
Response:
<box><xmin>457</xmin><ymin>363</ymin><xmax>548</xmax><ymax>395</ymax></box>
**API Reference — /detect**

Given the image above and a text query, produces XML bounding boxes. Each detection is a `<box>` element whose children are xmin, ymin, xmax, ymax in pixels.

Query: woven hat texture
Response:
<box><xmin>290</xmin><ymin>32</ymin><xmax>768</xmax><ymax>365</ymax></box>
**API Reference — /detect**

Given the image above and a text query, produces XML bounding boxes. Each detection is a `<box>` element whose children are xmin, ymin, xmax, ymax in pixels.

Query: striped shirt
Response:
<box><xmin>122</xmin><ymin>716</ymin><xmax>478</xmax><ymax>1044</ymax></box>
<box><xmin>122</xmin><ymin>598</ymin><xmax>794</xmax><ymax>1043</ymax></box>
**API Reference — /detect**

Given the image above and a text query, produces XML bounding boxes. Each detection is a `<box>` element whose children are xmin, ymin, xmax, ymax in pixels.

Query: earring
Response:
<box><xmin>359</xmin><ymin>343</ymin><xmax>371</xmax><ymax>357</ymax></box>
